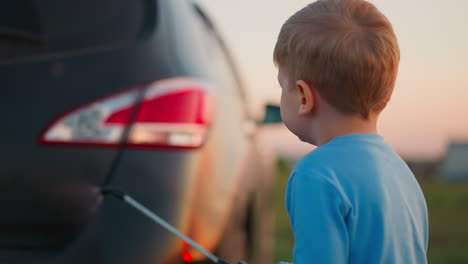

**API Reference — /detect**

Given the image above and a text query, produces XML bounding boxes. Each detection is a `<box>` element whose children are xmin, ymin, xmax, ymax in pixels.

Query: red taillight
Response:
<box><xmin>181</xmin><ymin>241</ymin><xmax>194</xmax><ymax>263</ymax></box>
<box><xmin>181</xmin><ymin>251</ymin><xmax>194</xmax><ymax>263</ymax></box>
<box><xmin>40</xmin><ymin>77</ymin><xmax>215</xmax><ymax>149</ymax></box>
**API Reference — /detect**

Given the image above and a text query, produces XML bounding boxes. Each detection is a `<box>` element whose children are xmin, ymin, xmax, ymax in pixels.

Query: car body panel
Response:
<box><xmin>0</xmin><ymin>0</ymin><xmax>269</xmax><ymax>263</ymax></box>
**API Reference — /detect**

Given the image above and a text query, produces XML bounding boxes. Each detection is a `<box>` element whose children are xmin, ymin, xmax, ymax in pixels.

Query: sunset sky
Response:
<box><xmin>196</xmin><ymin>0</ymin><xmax>468</xmax><ymax>160</ymax></box>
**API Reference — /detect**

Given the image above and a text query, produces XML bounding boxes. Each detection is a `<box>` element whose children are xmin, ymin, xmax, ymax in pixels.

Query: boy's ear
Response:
<box><xmin>296</xmin><ymin>80</ymin><xmax>315</xmax><ymax>115</ymax></box>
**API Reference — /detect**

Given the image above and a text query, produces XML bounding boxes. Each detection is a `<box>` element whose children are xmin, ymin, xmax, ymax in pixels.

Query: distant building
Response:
<box><xmin>406</xmin><ymin>159</ymin><xmax>439</xmax><ymax>180</ymax></box>
<box><xmin>440</xmin><ymin>142</ymin><xmax>468</xmax><ymax>182</ymax></box>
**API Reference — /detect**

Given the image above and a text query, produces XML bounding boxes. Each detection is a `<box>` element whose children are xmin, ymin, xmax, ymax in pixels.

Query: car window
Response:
<box><xmin>0</xmin><ymin>0</ymin><xmax>151</xmax><ymax>62</ymax></box>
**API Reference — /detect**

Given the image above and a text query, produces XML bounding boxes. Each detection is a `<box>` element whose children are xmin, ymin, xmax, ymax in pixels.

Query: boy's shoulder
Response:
<box><xmin>294</xmin><ymin>141</ymin><xmax>343</xmax><ymax>174</ymax></box>
<box><xmin>288</xmin><ymin>145</ymin><xmax>353</xmax><ymax>209</ymax></box>
<box><xmin>291</xmin><ymin>145</ymin><xmax>343</xmax><ymax>186</ymax></box>
<box><xmin>292</xmin><ymin>133</ymin><xmax>396</xmax><ymax>184</ymax></box>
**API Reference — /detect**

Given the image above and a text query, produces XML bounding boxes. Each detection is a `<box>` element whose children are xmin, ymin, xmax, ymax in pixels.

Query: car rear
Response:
<box><xmin>0</xmin><ymin>0</ymin><xmax>212</xmax><ymax>263</ymax></box>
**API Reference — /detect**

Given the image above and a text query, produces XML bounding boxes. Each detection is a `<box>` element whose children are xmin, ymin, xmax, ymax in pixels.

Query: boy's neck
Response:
<box><xmin>310</xmin><ymin>112</ymin><xmax>379</xmax><ymax>147</ymax></box>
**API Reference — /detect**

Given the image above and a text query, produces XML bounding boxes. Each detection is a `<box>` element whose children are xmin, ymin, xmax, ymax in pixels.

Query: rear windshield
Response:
<box><xmin>0</xmin><ymin>0</ymin><xmax>151</xmax><ymax>62</ymax></box>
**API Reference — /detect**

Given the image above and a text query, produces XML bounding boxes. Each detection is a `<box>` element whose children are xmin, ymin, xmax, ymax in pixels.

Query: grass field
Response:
<box><xmin>272</xmin><ymin>159</ymin><xmax>468</xmax><ymax>263</ymax></box>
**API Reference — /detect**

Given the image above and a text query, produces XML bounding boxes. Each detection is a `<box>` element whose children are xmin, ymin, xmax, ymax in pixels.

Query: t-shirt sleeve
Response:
<box><xmin>285</xmin><ymin>170</ymin><xmax>350</xmax><ymax>264</ymax></box>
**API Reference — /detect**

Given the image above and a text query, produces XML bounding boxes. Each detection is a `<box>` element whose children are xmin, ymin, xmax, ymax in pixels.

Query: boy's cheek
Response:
<box><xmin>280</xmin><ymin>96</ymin><xmax>308</xmax><ymax>140</ymax></box>
<box><xmin>280</xmin><ymin>92</ymin><xmax>297</xmax><ymax>119</ymax></box>
<box><xmin>280</xmin><ymin>103</ymin><xmax>300</xmax><ymax>135</ymax></box>
<box><xmin>279</xmin><ymin>94</ymin><xmax>290</xmax><ymax>123</ymax></box>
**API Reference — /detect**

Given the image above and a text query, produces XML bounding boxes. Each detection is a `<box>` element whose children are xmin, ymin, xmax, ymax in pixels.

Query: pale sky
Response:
<box><xmin>196</xmin><ymin>0</ymin><xmax>468</xmax><ymax>160</ymax></box>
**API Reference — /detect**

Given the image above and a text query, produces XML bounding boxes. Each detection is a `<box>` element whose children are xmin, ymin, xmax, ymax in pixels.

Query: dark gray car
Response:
<box><xmin>0</xmin><ymin>0</ymin><xmax>280</xmax><ymax>264</ymax></box>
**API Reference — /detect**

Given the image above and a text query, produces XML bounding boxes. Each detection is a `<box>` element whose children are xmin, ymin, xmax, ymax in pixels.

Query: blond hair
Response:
<box><xmin>274</xmin><ymin>0</ymin><xmax>400</xmax><ymax>118</ymax></box>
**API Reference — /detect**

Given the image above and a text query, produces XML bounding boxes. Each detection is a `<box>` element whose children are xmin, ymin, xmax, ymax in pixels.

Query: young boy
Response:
<box><xmin>273</xmin><ymin>0</ymin><xmax>428</xmax><ymax>263</ymax></box>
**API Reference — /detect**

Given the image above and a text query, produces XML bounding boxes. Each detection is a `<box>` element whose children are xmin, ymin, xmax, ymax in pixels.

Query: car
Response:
<box><xmin>0</xmin><ymin>0</ymin><xmax>281</xmax><ymax>264</ymax></box>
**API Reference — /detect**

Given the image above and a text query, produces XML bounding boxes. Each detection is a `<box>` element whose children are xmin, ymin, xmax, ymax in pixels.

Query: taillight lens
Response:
<box><xmin>40</xmin><ymin>77</ymin><xmax>215</xmax><ymax>149</ymax></box>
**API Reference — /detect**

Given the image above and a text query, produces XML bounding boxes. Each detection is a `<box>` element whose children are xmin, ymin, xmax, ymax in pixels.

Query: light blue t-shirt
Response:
<box><xmin>286</xmin><ymin>133</ymin><xmax>428</xmax><ymax>264</ymax></box>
